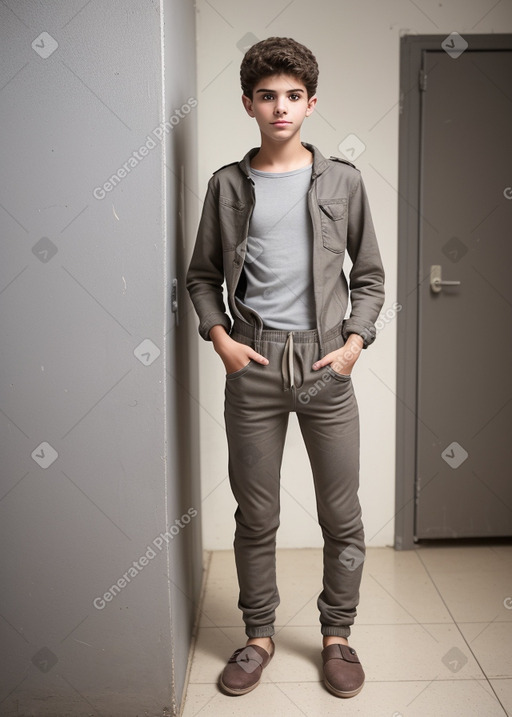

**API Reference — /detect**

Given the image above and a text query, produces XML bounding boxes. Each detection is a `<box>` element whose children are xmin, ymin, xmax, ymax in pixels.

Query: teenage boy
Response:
<box><xmin>186</xmin><ymin>37</ymin><xmax>385</xmax><ymax>698</ymax></box>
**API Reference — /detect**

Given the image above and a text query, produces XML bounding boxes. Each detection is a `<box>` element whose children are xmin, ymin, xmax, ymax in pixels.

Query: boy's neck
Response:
<box><xmin>250</xmin><ymin>136</ymin><xmax>312</xmax><ymax>173</ymax></box>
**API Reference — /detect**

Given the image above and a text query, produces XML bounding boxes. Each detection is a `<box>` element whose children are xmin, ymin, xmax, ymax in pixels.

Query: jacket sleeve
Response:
<box><xmin>186</xmin><ymin>175</ymin><xmax>232</xmax><ymax>341</ymax></box>
<box><xmin>342</xmin><ymin>173</ymin><xmax>385</xmax><ymax>348</ymax></box>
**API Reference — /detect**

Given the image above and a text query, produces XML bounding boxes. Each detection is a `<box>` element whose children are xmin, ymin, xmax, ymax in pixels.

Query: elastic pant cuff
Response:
<box><xmin>245</xmin><ymin>625</ymin><xmax>275</xmax><ymax>638</ymax></box>
<box><xmin>321</xmin><ymin>625</ymin><xmax>351</xmax><ymax>638</ymax></box>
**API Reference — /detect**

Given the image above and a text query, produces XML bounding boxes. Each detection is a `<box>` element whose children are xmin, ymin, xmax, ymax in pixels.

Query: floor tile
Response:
<box><xmin>182</xmin><ymin>546</ymin><xmax>512</xmax><ymax>716</ymax></box>
<box><xmin>199</xmin><ymin>547</ymin><xmax>456</xmax><ymax>630</ymax></box>
<box><xmin>417</xmin><ymin>544</ymin><xmax>512</xmax><ymax>574</ymax></box>
<box><xmin>182</xmin><ymin>679</ymin><xmax>506</xmax><ymax>717</ymax></box>
<box><xmin>188</xmin><ymin>625</ymin><xmax>322</xmax><ymax>686</ymax></box>
<box><xmin>275</xmin><ymin>548</ymin><xmax>323</xmax><ymax>626</ymax></box>
<box><xmin>206</xmin><ymin>550</ymin><xmax>237</xmax><ymax>581</ymax></box>
<box><xmin>490</xmin><ymin>679</ymin><xmax>512</xmax><ymax>716</ymax></box>
<box><xmin>278</xmin><ymin>679</ymin><xmax>505</xmax><ymax>717</ymax></box>
<box><xmin>199</xmin><ymin>548</ymin><xmax>325</xmax><ymax>628</ymax></box>
<box><xmin>351</xmin><ymin>622</ymin><xmax>485</xmax><ymax>682</ymax></box>
<box><xmin>276</xmin><ymin>547</ymin><xmax>452</xmax><ymax>628</ymax></box>
<box><xmin>490</xmin><ymin>545</ymin><xmax>512</xmax><ymax>562</ymax></box>
<box><xmin>359</xmin><ymin>549</ymin><xmax>453</xmax><ymax>625</ymax></box>
<box><xmin>459</xmin><ymin>622</ymin><xmax>512</xmax><ymax>679</ymax></box>
<box><xmin>181</xmin><ymin>682</ymin><xmax>306</xmax><ymax>717</ymax></box>
<box><xmin>198</xmin><ymin>578</ymin><xmax>240</xmax><ymax>628</ymax></box>
<box><xmin>188</xmin><ymin>622</ymin><xmax>485</xmax><ymax>686</ymax></box>
<box><xmin>187</xmin><ymin>626</ymin><xmax>247</xmax><ymax>684</ymax></box>
<box><xmin>198</xmin><ymin>551</ymin><xmax>238</xmax><ymax>628</ymax></box>
<box><xmin>418</xmin><ymin>567</ymin><xmax>512</xmax><ymax>623</ymax></box>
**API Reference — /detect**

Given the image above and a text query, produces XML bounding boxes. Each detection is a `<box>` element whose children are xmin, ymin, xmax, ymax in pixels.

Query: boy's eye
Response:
<box><xmin>260</xmin><ymin>93</ymin><xmax>302</xmax><ymax>101</ymax></box>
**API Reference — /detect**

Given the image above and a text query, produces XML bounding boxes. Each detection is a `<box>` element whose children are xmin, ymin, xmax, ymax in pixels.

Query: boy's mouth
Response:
<box><xmin>272</xmin><ymin>120</ymin><xmax>291</xmax><ymax>126</ymax></box>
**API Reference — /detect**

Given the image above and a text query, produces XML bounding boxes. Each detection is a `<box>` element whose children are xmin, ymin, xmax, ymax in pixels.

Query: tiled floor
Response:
<box><xmin>181</xmin><ymin>544</ymin><xmax>512</xmax><ymax>716</ymax></box>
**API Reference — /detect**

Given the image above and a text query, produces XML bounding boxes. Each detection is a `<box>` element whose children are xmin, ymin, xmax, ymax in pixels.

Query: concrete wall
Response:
<box><xmin>194</xmin><ymin>0</ymin><xmax>512</xmax><ymax>550</ymax></box>
<box><xmin>0</xmin><ymin>1</ymin><xmax>201</xmax><ymax>715</ymax></box>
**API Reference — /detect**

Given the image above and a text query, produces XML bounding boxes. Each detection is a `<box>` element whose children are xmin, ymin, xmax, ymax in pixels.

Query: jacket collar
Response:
<box><xmin>238</xmin><ymin>142</ymin><xmax>330</xmax><ymax>180</ymax></box>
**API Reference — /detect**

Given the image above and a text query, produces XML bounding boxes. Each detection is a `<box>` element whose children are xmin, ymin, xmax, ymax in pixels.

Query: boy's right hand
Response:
<box><xmin>209</xmin><ymin>325</ymin><xmax>269</xmax><ymax>375</ymax></box>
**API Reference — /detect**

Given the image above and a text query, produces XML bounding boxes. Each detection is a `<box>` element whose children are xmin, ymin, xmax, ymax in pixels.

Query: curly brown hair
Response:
<box><xmin>240</xmin><ymin>37</ymin><xmax>319</xmax><ymax>99</ymax></box>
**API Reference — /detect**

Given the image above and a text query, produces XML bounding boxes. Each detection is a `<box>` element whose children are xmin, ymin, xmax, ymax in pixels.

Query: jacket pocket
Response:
<box><xmin>219</xmin><ymin>195</ymin><xmax>247</xmax><ymax>251</ymax></box>
<box><xmin>318</xmin><ymin>197</ymin><xmax>348</xmax><ymax>253</ymax></box>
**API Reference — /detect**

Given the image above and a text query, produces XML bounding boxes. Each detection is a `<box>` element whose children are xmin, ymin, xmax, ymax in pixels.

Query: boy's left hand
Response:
<box><xmin>312</xmin><ymin>334</ymin><xmax>364</xmax><ymax>376</ymax></box>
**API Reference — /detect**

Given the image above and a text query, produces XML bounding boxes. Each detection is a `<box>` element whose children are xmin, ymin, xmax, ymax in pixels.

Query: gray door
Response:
<box><xmin>415</xmin><ymin>49</ymin><xmax>512</xmax><ymax>538</ymax></box>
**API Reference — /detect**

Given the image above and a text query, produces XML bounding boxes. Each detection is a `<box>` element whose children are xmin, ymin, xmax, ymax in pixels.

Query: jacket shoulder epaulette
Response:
<box><xmin>213</xmin><ymin>161</ymin><xmax>239</xmax><ymax>175</ymax></box>
<box><xmin>329</xmin><ymin>156</ymin><xmax>359</xmax><ymax>170</ymax></box>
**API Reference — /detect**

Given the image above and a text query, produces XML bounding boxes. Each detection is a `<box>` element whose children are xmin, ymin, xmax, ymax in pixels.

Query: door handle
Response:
<box><xmin>430</xmin><ymin>265</ymin><xmax>461</xmax><ymax>293</ymax></box>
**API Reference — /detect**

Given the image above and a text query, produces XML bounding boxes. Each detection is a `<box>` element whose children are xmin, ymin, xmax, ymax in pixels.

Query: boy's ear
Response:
<box><xmin>242</xmin><ymin>94</ymin><xmax>255</xmax><ymax>117</ymax></box>
<box><xmin>305</xmin><ymin>95</ymin><xmax>317</xmax><ymax>117</ymax></box>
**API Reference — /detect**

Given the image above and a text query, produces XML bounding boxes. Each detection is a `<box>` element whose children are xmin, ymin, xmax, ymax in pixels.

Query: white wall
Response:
<box><xmin>191</xmin><ymin>0</ymin><xmax>512</xmax><ymax>550</ymax></box>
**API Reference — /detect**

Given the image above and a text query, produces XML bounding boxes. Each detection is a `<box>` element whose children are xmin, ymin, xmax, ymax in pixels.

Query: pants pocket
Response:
<box><xmin>325</xmin><ymin>364</ymin><xmax>352</xmax><ymax>381</ymax></box>
<box><xmin>226</xmin><ymin>360</ymin><xmax>253</xmax><ymax>380</ymax></box>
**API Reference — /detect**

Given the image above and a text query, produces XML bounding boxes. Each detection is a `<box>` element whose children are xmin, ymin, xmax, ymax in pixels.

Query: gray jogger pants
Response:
<box><xmin>224</xmin><ymin>320</ymin><xmax>365</xmax><ymax>639</ymax></box>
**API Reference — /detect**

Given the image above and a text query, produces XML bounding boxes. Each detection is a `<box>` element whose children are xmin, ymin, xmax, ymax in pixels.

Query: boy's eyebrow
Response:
<box><xmin>255</xmin><ymin>88</ymin><xmax>305</xmax><ymax>93</ymax></box>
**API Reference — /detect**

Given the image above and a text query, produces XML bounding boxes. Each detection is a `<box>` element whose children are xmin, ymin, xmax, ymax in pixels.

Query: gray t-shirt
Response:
<box><xmin>240</xmin><ymin>164</ymin><xmax>316</xmax><ymax>330</ymax></box>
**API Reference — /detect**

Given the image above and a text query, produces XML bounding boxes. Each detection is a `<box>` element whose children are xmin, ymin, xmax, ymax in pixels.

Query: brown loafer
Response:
<box><xmin>322</xmin><ymin>643</ymin><xmax>365</xmax><ymax>698</ymax></box>
<box><xmin>219</xmin><ymin>640</ymin><xmax>275</xmax><ymax>696</ymax></box>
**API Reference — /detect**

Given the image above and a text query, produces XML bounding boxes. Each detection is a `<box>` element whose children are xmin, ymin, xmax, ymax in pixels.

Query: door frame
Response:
<box><xmin>395</xmin><ymin>33</ymin><xmax>512</xmax><ymax>550</ymax></box>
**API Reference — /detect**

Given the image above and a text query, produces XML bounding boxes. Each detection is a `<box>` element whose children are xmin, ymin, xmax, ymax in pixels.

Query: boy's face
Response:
<box><xmin>242</xmin><ymin>74</ymin><xmax>316</xmax><ymax>143</ymax></box>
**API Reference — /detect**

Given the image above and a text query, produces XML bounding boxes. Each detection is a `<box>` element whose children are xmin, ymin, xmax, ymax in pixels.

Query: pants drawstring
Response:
<box><xmin>281</xmin><ymin>332</ymin><xmax>304</xmax><ymax>391</ymax></box>
<box><xmin>281</xmin><ymin>332</ymin><xmax>293</xmax><ymax>390</ymax></box>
